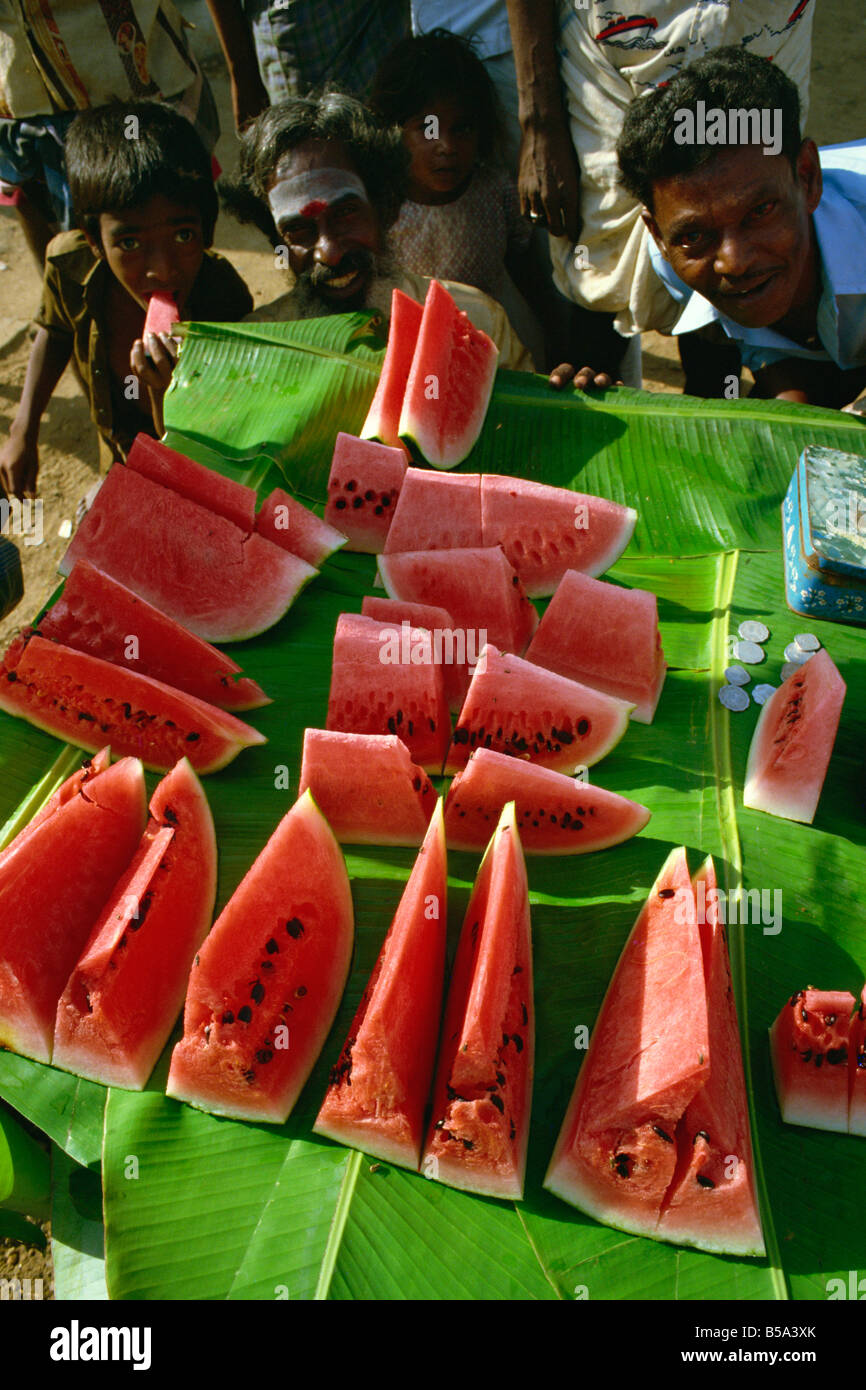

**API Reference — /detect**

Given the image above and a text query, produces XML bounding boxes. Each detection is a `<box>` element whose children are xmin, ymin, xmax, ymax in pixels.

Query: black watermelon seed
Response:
<box><xmin>694</xmin><ymin>1130</ymin><xmax>710</xmax><ymax>1144</ymax></box>
<box><xmin>511</xmin><ymin>1034</ymin><xmax>523</xmax><ymax>1052</ymax></box>
<box><xmin>374</xmin><ymin>505</ymin><xmax>383</xmax><ymax>515</ymax></box>
<box><xmin>296</xmin><ymin>985</ymin><xmax>307</xmax><ymax>997</ymax></box>
<box><xmin>238</xmin><ymin>1006</ymin><xmax>252</xmax><ymax>1023</ymax></box>
<box><xmin>345</xmin><ymin>479</ymin><xmax>357</xmax><ymax>491</ymax></box>
<box><xmin>658</xmin><ymin>888</ymin><xmax>676</xmax><ymax>899</ymax></box>
<box><xmin>352</xmin><ymin>496</ymin><xmax>363</xmax><ymax>509</ymax></box>
<box><xmin>496</xmin><ymin>1071</ymin><xmax>506</xmax><ymax>1086</ymax></box>
<box><xmin>365</xmin><ymin>489</ymin><xmax>375</xmax><ymax>501</ymax></box>
<box><xmin>285</xmin><ymin>918</ymin><xmax>305</xmax><ymax>938</ymax></box>
<box><xmin>221</xmin><ymin>1011</ymin><xmax>235</xmax><ymax>1024</ymax></box>
<box><xmin>827</xmin><ymin>1047</ymin><xmax>847</xmax><ymax>1065</ymax></box>
<box><xmin>462</xmin><ymin>1138</ymin><xmax>474</xmax><ymax>1150</ymax></box>
<box><xmin>186</xmin><ymin>731</ymin><xmax>200</xmax><ymax>742</ymax></box>
<box><xmin>696</xmin><ymin>1175</ymin><xmax>715</xmax><ymax>1189</ymax></box>
<box><xmin>250</xmin><ymin>980</ymin><xmax>265</xmax><ymax>1004</ymax></box>
<box><xmin>799</xmin><ymin>1048</ymin><xmax>812</xmax><ymax>1063</ymax></box>
<box><xmin>521</xmin><ymin>1003</ymin><xmax>528</xmax><ymax>1026</ymax></box>
<box><xmin>381</xmin><ymin>493</ymin><xmax>391</xmax><ymax>506</ymax></box>
<box><xmin>453</xmin><ymin>726</ymin><xmax>469</xmax><ymax>744</ymax></box>
<box><xmin>266</xmin><ymin>938</ymin><xmax>279</xmax><ymax>954</ymax></box>
<box><xmin>490</xmin><ymin>1093</ymin><xmax>505</xmax><ymax>1113</ymax></box>
<box><xmin>653</xmin><ymin>1126</ymin><xmax>673</xmax><ymax>1143</ymax></box>
<box><xmin>243</xmin><ymin>1069</ymin><xmax>256</xmax><ymax>1084</ymax></box>
<box><xmin>577</xmin><ymin>719</ymin><xmax>589</xmax><ymax>736</ymax></box>
<box><xmin>256</xmin><ymin>1049</ymin><xmax>274</xmax><ymax>1065</ymax></box>
<box><xmin>163</xmin><ymin>807</ymin><xmax>179</xmax><ymax>825</ymax></box>
<box><xmin>335</xmin><ymin>497</ymin><xmax>347</xmax><ymax>510</ymax></box>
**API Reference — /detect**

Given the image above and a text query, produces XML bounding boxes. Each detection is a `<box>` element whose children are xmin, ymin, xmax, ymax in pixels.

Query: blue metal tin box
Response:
<box><xmin>783</xmin><ymin>445</ymin><xmax>866</xmax><ymax>626</ymax></box>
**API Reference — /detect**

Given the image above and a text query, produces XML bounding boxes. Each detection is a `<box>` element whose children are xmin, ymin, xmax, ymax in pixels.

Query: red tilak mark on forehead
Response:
<box><xmin>300</xmin><ymin>200</ymin><xmax>328</xmax><ymax>217</ymax></box>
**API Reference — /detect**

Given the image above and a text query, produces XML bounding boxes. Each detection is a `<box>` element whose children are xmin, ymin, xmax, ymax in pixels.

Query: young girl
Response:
<box><xmin>369</xmin><ymin>30</ymin><xmax>546</xmax><ymax>368</ymax></box>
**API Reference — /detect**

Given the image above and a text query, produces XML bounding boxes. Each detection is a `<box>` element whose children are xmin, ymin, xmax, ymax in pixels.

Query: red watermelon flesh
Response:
<box><xmin>544</xmin><ymin>848</ymin><xmax>712</xmax><ymax>1246</ymax></box>
<box><xmin>525</xmin><ymin>570</ymin><xmax>666</xmax><ymax>724</ymax></box>
<box><xmin>326</xmin><ymin>626</ymin><xmax>450</xmax><ymax>774</ymax></box>
<box><xmin>166</xmin><ymin>789</ymin><xmax>354</xmax><ymax>1124</ymax></box>
<box><xmin>314</xmin><ymin>799</ymin><xmax>448</xmax><ymax>1169</ymax></box>
<box><xmin>361</xmin><ymin>595</ymin><xmax>470</xmax><ymax>710</ymax></box>
<box><xmin>256</xmin><ymin>487</ymin><xmax>346</xmax><ymax>567</ymax></box>
<box><xmin>0</xmin><ymin>633</ymin><xmax>266</xmax><ymax>774</ymax></box>
<box><xmin>769</xmin><ymin>988</ymin><xmax>856</xmax><ymax>1134</ymax></box>
<box><xmin>60</xmin><ymin>465</ymin><xmax>315</xmax><ymax>643</ymax></box>
<box><xmin>53</xmin><ymin>758</ymin><xmax>217</xmax><ymax>1090</ymax></box>
<box><xmin>850</xmin><ymin>987</ymin><xmax>866</xmax><ymax>1137</ymax></box>
<box><xmin>446</xmin><ymin>643</ymin><xmax>633</xmax><ymax>776</ymax></box>
<box><xmin>361</xmin><ymin>287</ymin><xmax>424</xmax><ymax>455</ymax></box>
<box><xmin>657</xmin><ymin>859</ymin><xmax>765</xmax><ymax>1256</ymax></box>
<box><xmin>480</xmin><ymin>475</ymin><xmax>638</xmax><ymax>597</ymax></box>
<box><xmin>378</xmin><ymin>547</ymin><xmax>538</xmax><ymax>656</ymax></box>
<box><xmin>298</xmin><ymin>729</ymin><xmax>435</xmax><ymax>846</ymax></box>
<box><xmin>0</xmin><ymin>748</ymin><xmax>110</xmax><ymax>876</ymax></box>
<box><xmin>143</xmin><ymin>292</ymin><xmax>178</xmax><ymax>342</ymax></box>
<box><xmin>37</xmin><ymin>562</ymin><xmax>270</xmax><ymax>712</ymax></box>
<box><xmin>421</xmin><ymin>801</ymin><xmax>533</xmax><ymax>1199</ymax></box>
<box><xmin>0</xmin><ymin>756</ymin><xmax>147</xmax><ymax>1063</ymax></box>
<box><xmin>383</xmin><ymin>470</ymin><xmax>482</xmax><ymax>553</ymax></box>
<box><xmin>444</xmin><ymin>748</ymin><xmax>650</xmax><ymax>854</ymax></box>
<box><xmin>744</xmin><ymin>649</ymin><xmax>846</xmax><ymax>824</ymax></box>
<box><xmin>325</xmin><ymin>433</ymin><xmax>407</xmax><ymax>552</ymax></box>
<box><xmin>126</xmin><ymin>433</ymin><xmax>257</xmax><ymax>532</ymax></box>
<box><xmin>399</xmin><ymin>280</ymin><xmax>498</xmax><ymax>470</ymax></box>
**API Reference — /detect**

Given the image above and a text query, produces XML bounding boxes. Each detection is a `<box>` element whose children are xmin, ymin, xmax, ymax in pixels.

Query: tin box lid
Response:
<box><xmin>798</xmin><ymin>445</ymin><xmax>866</xmax><ymax>580</ymax></box>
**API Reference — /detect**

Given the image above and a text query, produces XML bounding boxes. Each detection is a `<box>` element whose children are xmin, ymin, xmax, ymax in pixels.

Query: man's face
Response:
<box><xmin>269</xmin><ymin>140</ymin><xmax>381</xmax><ymax>311</ymax></box>
<box><xmin>95</xmin><ymin>195</ymin><xmax>205</xmax><ymax>315</ymax></box>
<box><xmin>645</xmin><ymin>141</ymin><xmax>822</xmax><ymax>329</ymax></box>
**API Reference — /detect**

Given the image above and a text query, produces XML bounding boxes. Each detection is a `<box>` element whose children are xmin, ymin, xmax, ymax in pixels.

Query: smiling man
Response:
<box><xmin>222</xmin><ymin>93</ymin><xmax>534</xmax><ymax>369</ymax></box>
<box><xmin>616</xmin><ymin>47</ymin><xmax>866</xmax><ymax>410</ymax></box>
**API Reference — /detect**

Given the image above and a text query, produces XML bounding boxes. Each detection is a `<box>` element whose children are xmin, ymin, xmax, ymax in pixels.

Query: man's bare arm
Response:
<box><xmin>0</xmin><ymin>328</ymin><xmax>72</xmax><ymax>498</ymax></box>
<box><xmin>505</xmin><ymin>0</ymin><xmax>581</xmax><ymax>241</ymax></box>
<box><xmin>205</xmin><ymin>0</ymin><xmax>268</xmax><ymax>130</ymax></box>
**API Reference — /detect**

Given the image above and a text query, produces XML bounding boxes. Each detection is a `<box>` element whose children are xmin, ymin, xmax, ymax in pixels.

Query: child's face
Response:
<box><xmin>403</xmin><ymin>96</ymin><xmax>479</xmax><ymax>204</ymax></box>
<box><xmin>94</xmin><ymin>195</ymin><xmax>206</xmax><ymax>315</ymax></box>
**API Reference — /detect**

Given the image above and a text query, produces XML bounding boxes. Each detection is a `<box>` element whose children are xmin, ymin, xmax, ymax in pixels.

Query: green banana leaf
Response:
<box><xmin>0</xmin><ymin>316</ymin><xmax>864</xmax><ymax>1301</ymax></box>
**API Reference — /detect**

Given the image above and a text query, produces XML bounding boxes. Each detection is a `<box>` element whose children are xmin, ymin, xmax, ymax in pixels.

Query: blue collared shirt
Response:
<box><xmin>648</xmin><ymin>140</ymin><xmax>866</xmax><ymax>371</ymax></box>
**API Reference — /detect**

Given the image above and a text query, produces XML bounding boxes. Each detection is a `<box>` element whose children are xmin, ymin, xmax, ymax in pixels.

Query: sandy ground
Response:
<box><xmin>0</xmin><ymin>0</ymin><xmax>863</xmax><ymax>1295</ymax></box>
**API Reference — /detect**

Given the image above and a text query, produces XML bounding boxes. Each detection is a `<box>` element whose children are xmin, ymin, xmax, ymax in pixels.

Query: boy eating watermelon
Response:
<box><xmin>0</xmin><ymin>102</ymin><xmax>253</xmax><ymax>500</ymax></box>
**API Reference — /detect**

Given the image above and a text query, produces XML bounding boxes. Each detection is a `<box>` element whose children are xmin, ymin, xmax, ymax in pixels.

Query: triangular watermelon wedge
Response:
<box><xmin>361</xmin><ymin>288</ymin><xmax>423</xmax><ymax>456</ymax></box>
<box><xmin>313</xmin><ymin>799</ymin><xmax>447</xmax><ymax>1169</ymax></box>
<box><xmin>656</xmin><ymin>858</ymin><xmax>765</xmax><ymax>1256</ymax></box>
<box><xmin>544</xmin><ymin>847</ymin><xmax>711</xmax><ymax>1241</ymax></box>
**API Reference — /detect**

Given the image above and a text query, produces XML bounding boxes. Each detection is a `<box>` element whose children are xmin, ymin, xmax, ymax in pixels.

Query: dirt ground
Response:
<box><xmin>0</xmin><ymin>0</ymin><xmax>863</xmax><ymax>1297</ymax></box>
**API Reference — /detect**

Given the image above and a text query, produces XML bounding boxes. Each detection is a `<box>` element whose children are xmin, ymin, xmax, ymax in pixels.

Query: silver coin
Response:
<box><xmin>781</xmin><ymin>661</ymin><xmax>807</xmax><ymax>680</ymax></box>
<box><xmin>724</xmin><ymin>665</ymin><xmax>750</xmax><ymax>686</ymax></box>
<box><xmin>794</xmin><ymin>632</ymin><xmax>821</xmax><ymax>653</ymax></box>
<box><xmin>752</xmin><ymin>683</ymin><xmax>777</xmax><ymax>705</ymax></box>
<box><xmin>732</xmin><ymin>639</ymin><xmax>765</xmax><ymax>664</ymax></box>
<box><xmin>738</xmin><ymin>620</ymin><xmax>770</xmax><ymax>643</ymax></box>
<box><xmin>719</xmin><ymin>684</ymin><xmax>750</xmax><ymax>711</ymax></box>
<box><xmin>783</xmin><ymin>642</ymin><xmax>813</xmax><ymax>665</ymax></box>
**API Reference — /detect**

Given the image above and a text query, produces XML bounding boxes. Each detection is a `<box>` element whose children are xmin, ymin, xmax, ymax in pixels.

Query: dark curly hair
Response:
<box><xmin>65</xmin><ymin>101</ymin><xmax>218</xmax><ymax>247</ymax></box>
<box><xmin>369</xmin><ymin>28</ymin><xmax>504</xmax><ymax>164</ymax></box>
<box><xmin>617</xmin><ymin>46</ymin><xmax>803</xmax><ymax>211</ymax></box>
<box><xmin>219</xmin><ymin>91</ymin><xmax>409</xmax><ymax>245</ymax></box>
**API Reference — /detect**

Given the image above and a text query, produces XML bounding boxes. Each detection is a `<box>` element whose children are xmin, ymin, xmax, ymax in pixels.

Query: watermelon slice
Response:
<box><xmin>326</xmin><ymin>613</ymin><xmax>451</xmax><ymax>773</ymax></box>
<box><xmin>444</xmin><ymin>748</ymin><xmax>650</xmax><ymax>854</ymax></box>
<box><xmin>446</xmin><ymin>643</ymin><xmax>633</xmax><ymax>775</ymax></box>
<box><xmin>361</xmin><ymin>287</ymin><xmax>424</xmax><ymax>455</ymax></box>
<box><xmin>0</xmin><ymin>748</ymin><xmax>110</xmax><ymax>874</ymax></box>
<box><xmin>769</xmin><ymin>988</ymin><xmax>856</xmax><ymax>1134</ymax></box>
<box><xmin>480</xmin><ymin>476</ymin><xmax>638</xmax><ymax>597</ymax></box>
<box><xmin>545</xmin><ymin>848</ymin><xmax>765</xmax><ymax>1256</ymax></box>
<box><xmin>378</xmin><ymin>547</ymin><xmax>538</xmax><ymax>657</ymax></box>
<box><xmin>298</xmin><ymin>729</ymin><xmax>436</xmax><ymax>846</ymax></box>
<box><xmin>383</xmin><ymin>470</ymin><xmax>482</xmax><ymax>553</ymax></box>
<box><xmin>361</xmin><ymin>596</ymin><xmax>470</xmax><ymax>711</ymax></box>
<box><xmin>421</xmin><ymin>801</ymin><xmax>533</xmax><ymax>1199</ymax></box>
<box><xmin>324</xmin><ymin>433</ymin><xmax>408</xmax><ymax>552</ymax></box>
<box><xmin>143</xmin><ymin>292</ymin><xmax>178</xmax><ymax>343</ymax></box>
<box><xmin>0</xmin><ymin>633</ymin><xmax>266</xmax><ymax>774</ymax></box>
<box><xmin>314</xmin><ymin>799</ymin><xmax>447</xmax><ymax>1168</ymax></box>
<box><xmin>744</xmin><ymin>649</ymin><xmax>846</xmax><ymax>823</ymax></box>
<box><xmin>255</xmin><ymin>487</ymin><xmax>346</xmax><ymax>567</ymax></box>
<box><xmin>166</xmin><ymin>789</ymin><xmax>354</xmax><ymax>1124</ymax></box>
<box><xmin>525</xmin><ymin>570</ymin><xmax>667</xmax><ymax>723</ymax></box>
<box><xmin>656</xmin><ymin>859</ymin><xmax>764</xmax><ymax>1255</ymax></box>
<box><xmin>399</xmin><ymin>280</ymin><xmax>498</xmax><ymax>469</ymax></box>
<box><xmin>53</xmin><ymin>758</ymin><xmax>217</xmax><ymax>1089</ymax></box>
<box><xmin>126</xmin><ymin>433</ymin><xmax>257</xmax><ymax>532</ymax></box>
<box><xmin>60</xmin><ymin>465</ymin><xmax>315</xmax><ymax>643</ymax></box>
<box><xmin>544</xmin><ymin>849</ymin><xmax>710</xmax><ymax>1243</ymax></box>
<box><xmin>36</xmin><ymin>562</ymin><xmax>270</xmax><ymax>712</ymax></box>
<box><xmin>850</xmin><ymin>986</ymin><xmax>866</xmax><ymax>1138</ymax></box>
<box><xmin>0</xmin><ymin>757</ymin><xmax>147</xmax><ymax>1063</ymax></box>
